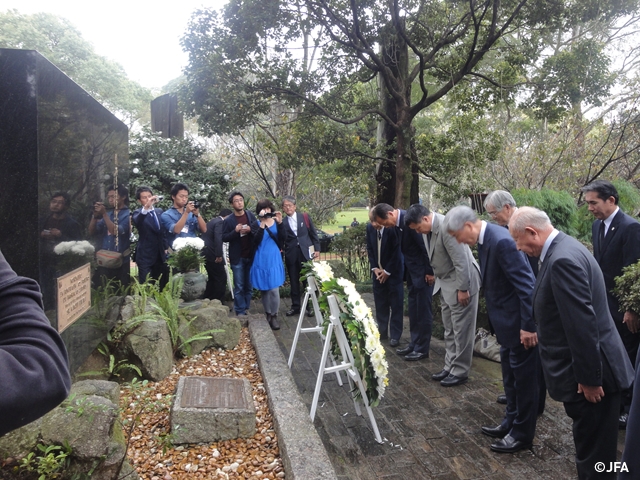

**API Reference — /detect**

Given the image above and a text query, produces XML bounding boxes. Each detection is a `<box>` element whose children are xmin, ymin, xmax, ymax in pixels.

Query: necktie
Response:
<box><xmin>377</xmin><ymin>231</ymin><xmax>383</xmax><ymax>269</ymax></box>
<box><xmin>599</xmin><ymin>221</ymin><xmax>606</xmax><ymax>246</ymax></box>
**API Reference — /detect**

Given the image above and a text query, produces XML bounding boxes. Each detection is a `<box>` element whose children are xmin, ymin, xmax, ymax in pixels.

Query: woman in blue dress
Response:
<box><xmin>250</xmin><ymin>199</ymin><xmax>285</xmax><ymax>330</ymax></box>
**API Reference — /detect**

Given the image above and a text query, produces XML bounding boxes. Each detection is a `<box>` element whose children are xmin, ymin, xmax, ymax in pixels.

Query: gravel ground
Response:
<box><xmin>120</xmin><ymin>328</ymin><xmax>284</xmax><ymax>480</ymax></box>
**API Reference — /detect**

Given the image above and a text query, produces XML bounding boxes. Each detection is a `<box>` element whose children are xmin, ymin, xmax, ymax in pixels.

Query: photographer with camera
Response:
<box><xmin>222</xmin><ymin>191</ymin><xmax>257</xmax><ymax>316</ymax></box>
<box><xmin>250</xmin><ymin>199</ymin><xmax>285</xmax><ymax>329</ymax></box>
<box><xmin>160</xmin><ymin>183</ymin><xmax>207</xmax><ymax>247</ymax></box>
<box><xmin>133</xmin><ymin>186</ymin><xmax>170</xmax><ymax>288</ymax></box>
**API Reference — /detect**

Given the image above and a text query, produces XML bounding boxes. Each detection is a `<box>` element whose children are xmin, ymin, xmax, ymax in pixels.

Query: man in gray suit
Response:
<box><xmin>406</xmin><ymin>204</ymin><xmax>481</xmax><ymax>387</ymax></box>
<box><xmin>509</xmin><ymin>207</ymin><xmax>634</xmax><ymax>480</ymax></box>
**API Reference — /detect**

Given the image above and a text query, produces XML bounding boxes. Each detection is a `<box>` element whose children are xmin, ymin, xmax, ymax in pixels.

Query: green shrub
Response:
<box><xmin>512</xmin><ymin>188</ymin><xmax>578</xmax><ymax>237</ymax></box>
<box><xmin>329</xmin><ymin>224</ymin><xmax>369</xmax><ymax>282</ymax></box>
<box><xmin>614</xmin><ymin>259</ymin><xmax>640</xmax><ymax>314</ymax></box>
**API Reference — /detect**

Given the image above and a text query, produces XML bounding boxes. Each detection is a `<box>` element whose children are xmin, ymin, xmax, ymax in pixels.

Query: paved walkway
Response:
<box><xmin>265</xmin><ymin>294</ymin><xmax>627</xmax><ymax>480</ymax></box>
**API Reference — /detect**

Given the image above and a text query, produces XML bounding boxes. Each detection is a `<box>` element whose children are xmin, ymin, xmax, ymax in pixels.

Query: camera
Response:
<box><xmin>259</xmin><ymin>212</ymin><xmax>275</xmax><ymax>219</ymax></box>
<box><xmin>156</xmin><ymin>195</ymin><xmax>164</xmax><ymax>202</ymax></box>
<box><xmin>192</xmin><ymin>200</ymin><xmax>200</xmax><ymax>209</ymax></box>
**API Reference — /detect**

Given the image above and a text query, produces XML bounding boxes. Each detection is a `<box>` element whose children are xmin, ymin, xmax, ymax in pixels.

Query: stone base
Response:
<box><xmin>171</xmin><ymin>376</ymin><xmax>256</xmax><ymax>444</ymax></box>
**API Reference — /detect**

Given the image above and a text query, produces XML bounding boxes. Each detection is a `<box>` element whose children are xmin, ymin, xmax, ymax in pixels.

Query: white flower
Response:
<box><xmin>172</xmin><ymin>237</ymin><xmax>205</xmax><ymax>251</ymax></box>
<box><xmin>352</xmin><ymin>302</ymin><xmax>370</xmax><ymax>322</ymax></box>
<box><xmin>312</xmin><ymin>261</ymin><xmax>334</xmax><ymax>283</ymax></box>
<box><xmin>54</xmin><ymin>241</ymin><xmax>95</xmax><ymax>256</ymax></box>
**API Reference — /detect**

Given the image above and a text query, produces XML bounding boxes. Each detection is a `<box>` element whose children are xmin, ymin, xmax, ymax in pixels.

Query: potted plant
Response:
<box><xmin>168</xmin><ymin>238</ymin><xmax>207</xmax><ymax>301</ymax></box>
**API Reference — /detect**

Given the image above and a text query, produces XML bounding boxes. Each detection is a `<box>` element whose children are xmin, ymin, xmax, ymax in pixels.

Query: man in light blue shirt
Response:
<box><xmin>161</xmin><ymin>182</ymin><xmax>207</xmax><ymax>248</ymax></box>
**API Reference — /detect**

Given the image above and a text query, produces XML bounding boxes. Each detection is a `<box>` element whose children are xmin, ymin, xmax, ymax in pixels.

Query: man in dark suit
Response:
<box><xmin>373</xmin><ymin>203</ymin><xmax>433</xmax><ymax>361</ymax></box>
<box><xmin>446</xmin><ymin>206</ymin><xmax>538</xmax><ymax>453</ymax></box>
<box><xmin>366</xmin><ymin>209</ymin><xmax>404</xmax><ymax>347</ymax></box>
<box><xmin>509</xmin><ymin>207</ymin><xmax>634</xmax><ymax>479</ymax></box>
<box><xmin>133</xmin><ymin>186</ymin><xmax>169</xmax><ymax>289</ymax></box>
<box><xmin>484</xmin><ymin>190</ymin><xmax>547</xmax><ymax>412</ymax></box>
<box><xmin>203</xmin><ymin>208</ymin><xmax>233</xmax><ymax>302</ymax></box>
<box><xmin>582</xmin><ymin>179</ymin><xmax>640</xmax><ymax>428</ymax></box>
<box><xmin>620</xmin><ymin>353</ymin><xmax>640</xmax><ymax>478</ymax></box>
<box><xmin>281</xmin><ymin>195</ymin><xmax>320</xmax><ymax>317</ymax></box>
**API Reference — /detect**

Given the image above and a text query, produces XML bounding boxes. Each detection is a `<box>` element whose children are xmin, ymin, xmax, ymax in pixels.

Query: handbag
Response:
<box><xmin>96</xmin><ymin>249</ymin><xmax>124</xmax><ymax>269</ymax></box>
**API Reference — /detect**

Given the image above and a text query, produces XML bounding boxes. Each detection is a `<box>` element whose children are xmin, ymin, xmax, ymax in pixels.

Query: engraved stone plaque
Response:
<box><xmin>180</xmin><ymin>377</ymin><xmax>248</xmax><ymax>409</ymax></box>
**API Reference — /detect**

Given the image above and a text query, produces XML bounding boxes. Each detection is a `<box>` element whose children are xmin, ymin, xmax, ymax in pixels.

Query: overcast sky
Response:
<box><xmin>4</xmin><ymin>0</ymin><xmax>227</xmax><ymax>90</ymax></box>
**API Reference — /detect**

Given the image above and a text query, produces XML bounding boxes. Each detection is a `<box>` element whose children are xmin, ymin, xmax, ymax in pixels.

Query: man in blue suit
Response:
<box><xmin>447</xmin><ymin>206</ymin><xmax>538</xmax><ymax>453</ymax></box>
<box><xmin>582</xmin><ymin>180</ymin><xmax>640</xmax><ymax>429</ymax></box>
<box><xmin>132</xmin><ymin>186</ymin><xmax>169</xmax><ymax>288</ymax></box>
<box><xmin>366</xmin><ymin>209</ymin><xmax>404</xmax><ymax>346</ymax></box>
<box><xmin>373</xmin><ymin>203</ymin><xmax>433</xmax><ymax>361</ymax></box>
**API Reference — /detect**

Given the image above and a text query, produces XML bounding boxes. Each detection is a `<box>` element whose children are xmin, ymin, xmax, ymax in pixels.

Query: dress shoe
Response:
<box><xmin>306</xmin><ymin>309</ymin><xmax>313</xmax><ymax>317</ymax></box>
<box><xmin>440</xmin><ymin>374</ymin><xmax>468</xmax><ymax>387</ymax></box>
<box><xmin>481</xmin><ymin>425</ymin><xmax>509</xmax><ymax>439</ymax></box>
<box><xmin>285</xmin><ymin>309</ymin><xmax>300</xmax><ymax>317</ymax></box>
<box><xmin>431</xmin><ymin>369</ymin><xmax>450</xmax><ymax>381</ymax></box>
<box><xmin>389</xmin><ymin>338</ymin><xmax>400</xmax><ymax>348</ymax></box>
<box><xmin>396</xmin><ymin>345</ymin><xmax>413</xmax><ymax>356</ymax></box>
<box><xmin>497</xmin><ymin>394</ymin><xmax>507</xmax><ymax>405</ymax></box>
<box><xmin>490</xmin><ymin>434</ymin><xmax>532</xmax><ymax>454</ymax></box>
<box><xmin>404</xmin><ymin>351</ymin><xmax>429</xmax><ymax>361</ymax></box>
<box><xmin>269</xmin><ymin>314</ymin><xmax>280</xmax><ymax>330</ymax></box>
<box><xmin>620</xmin><ymin>413</ymin><xmax>628</xmax><ymax>430</ymax></box>
<box><xmin>379</xmin><ymin>332</ymin><xmax>389</xmax><ymax>341</ymax></box>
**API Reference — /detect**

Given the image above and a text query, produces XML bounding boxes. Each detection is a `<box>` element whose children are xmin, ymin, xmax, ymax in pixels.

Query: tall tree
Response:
<box><xmin>0</xmin><ymin>10</ymin><xmax>152</xmax><ymax>126</ymax></box>
<box><xmin>180</xmin><ymin>0</ymin><xmax>635</xmax><ymax>207</ymax></box>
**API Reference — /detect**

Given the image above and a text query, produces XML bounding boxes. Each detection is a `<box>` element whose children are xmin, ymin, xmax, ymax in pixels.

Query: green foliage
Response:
<box><xmin>614</xmin><ymin>260</ymin><xmax>640</xmax><ymax>314</ymax></box>
<box><xmin>78</xmin><ymin>343</ymin><xmax>142</xmax><ymax>380</ymax></box>
<box><xmin>0</xmin><ymin>10</ymin><xmax>152</xmax><ymax>125</ymax></box>
<box><xmin>512</xmin><ymin>189</ymin><xmax>579</xmax><ymax>236</ymax></box>
<box><xmin>166</xmin><ymin>245</ymin><xmax>204</xmax><ymax>272</ymax></box>
<box><xmin>328</xmin><ymin>224</ymin><xmax>369</xmax><ymax>283</ymax></box>
<box><xmin>129</xmin><ymin>128</ymin><xmax>232</xmax><ymax>216</ymax></box>
<box><xmin>20</xmin><ymin>442</ymin><xmax>72</xmax><ymax>480</ymax></box>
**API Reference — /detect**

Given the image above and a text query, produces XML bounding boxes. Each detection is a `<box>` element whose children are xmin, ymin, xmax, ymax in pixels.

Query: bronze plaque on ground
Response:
<box><xmin>180</xmin><ymin>377</ymin><xmax>249</xmax><ymax>409</ymax></box>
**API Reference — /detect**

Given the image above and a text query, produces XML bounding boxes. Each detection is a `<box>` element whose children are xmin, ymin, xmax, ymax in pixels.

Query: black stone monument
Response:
<box><xmin>0</xmin><ymin>48</ymin><xmax>129</xmax><ymax>373</ymax></box>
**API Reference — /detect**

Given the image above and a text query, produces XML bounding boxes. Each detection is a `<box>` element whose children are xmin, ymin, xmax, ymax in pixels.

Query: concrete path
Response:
<box><xmin>264</xmin><ymin>293</ymin><xmax>627</xmax><ymax>480</ymax></box>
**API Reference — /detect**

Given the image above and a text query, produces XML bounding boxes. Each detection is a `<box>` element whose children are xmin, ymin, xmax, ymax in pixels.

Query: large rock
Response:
<box><xmin>178</xmin><ymin>300</ymin><xmax>240</xmax><ymax>356</ymax></box>
<box><xmin>70</xmin><ymin>379</ymin><xmax>120</xmax><ymax>404</ymax></box>
<box><xmin>41</xmin><ymin>395</ymin><xmax>117</xmax><ymax>459</ymax></box>
<box><xmin>122</xmin><ymin>318</ymin><xmax>174</xmax><ymax>381</ymax></box>
<box><xmin>0</xmin><ymin>418</ymin><xmax>42</xmax><ymax>458</ymax></box>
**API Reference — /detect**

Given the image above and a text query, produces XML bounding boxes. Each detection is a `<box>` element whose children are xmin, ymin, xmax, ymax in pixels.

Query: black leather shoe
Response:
<box><xmin>431</xmin><ymin>369</ymin><xmax>450</xmax><ymax>381</ymax></box>
<box><xmin>490</xmin><ymin>434</ymin><xmax>532</xmax><ymax>454</ymax></box>
<box><xmin>440</xmin><ymin>374</ymin><xmax>468</xmax><ymax>387</ymax></box>
<box><xmin>497</xmin><ymin>394</ymin><xmax>507</xmax><ymax>405</ymax></box>
<box><xmin>404</xmin><ymin>351</ymin><xmax>429</xmax><ymax>361</ymax></box>
<box><xmin>396</xmin><ymin>346</ymin><xmax>413</xmax><ymax>356</ymax></box>
<box><xmin>481</xmin><ymin>425</ymin><xmax>509</xmax><ymax>439</ymax></box>
<box><xmin>269</xmin><ymin>314</ymin><xmax>280</xmax><ymax>330</ymax></box>
<box><xmin>285</xmin><ymin>309</ymin><xmax>300</xmax><ymax>317</ymax></box>
<box><xmin>620</xmin><ymin>413</ymin><xmax>628</xmax><ymax>429</ymax></box>
<box><xmin>389</xmin><ymin>339</ymin><xmax>400</xmax><ymax>348</ymax></box>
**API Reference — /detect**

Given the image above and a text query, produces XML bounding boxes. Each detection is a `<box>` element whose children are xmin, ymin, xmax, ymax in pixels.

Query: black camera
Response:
<box><xmin>259</xmin><ymin>212</ymin><xmax>275</xmax><ymax>219</ymax></box>
<box><xmin>192</xmin><ymin>200</ymin><xmax>200</xmax><ymax>209</ymax></box>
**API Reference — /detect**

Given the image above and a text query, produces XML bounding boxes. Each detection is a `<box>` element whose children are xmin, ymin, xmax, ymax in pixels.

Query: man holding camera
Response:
<box><xmin>133</xmin><ymin>186</ymin><xmax>170</xmax><ymax>288</ymax></box>
<box><xmin>222</xmin><ymin>191</ymin><xmax>257</xmax><ymax>315</ymax></box>
<box><xmin>160</xmin><ymin>182</ymin><xmax>207</xmax><ymax>248</ymax></box>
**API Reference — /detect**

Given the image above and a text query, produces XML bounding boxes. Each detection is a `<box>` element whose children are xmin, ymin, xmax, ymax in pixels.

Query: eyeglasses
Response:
<box><xmin>486</xmin><ymin>207</ymin><xmax>502</xmax><ymax>218</ymax></box>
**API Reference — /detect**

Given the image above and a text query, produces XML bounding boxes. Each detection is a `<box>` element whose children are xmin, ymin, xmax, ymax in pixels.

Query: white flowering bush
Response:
<box><xmin>53</xmin><ymin>241</ymin><xmax>95</xmax><ymax>256</ymax></box>
<box><xmin>168</xmin><ymin>237</ymin><xmax>205</xmax><ymax>272</ymax></box>
<box><xmin>303</xmin><ymin>261</ymin><xmax>389</xmax><ymax>406</ymax></box>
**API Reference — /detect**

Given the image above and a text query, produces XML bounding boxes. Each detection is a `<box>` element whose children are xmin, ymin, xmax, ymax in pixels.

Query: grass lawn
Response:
<box><xmin>321</xmin><ymin>207</ymin><xmax>370</xmax><ymax>234</ymax></box>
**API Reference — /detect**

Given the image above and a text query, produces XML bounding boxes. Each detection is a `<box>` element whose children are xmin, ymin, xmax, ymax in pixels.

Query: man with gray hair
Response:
<box><xmin>446</xmin><ymin>206</ymin><xmax>538</xmax><ymax>453</ymax></box>
<box><xmin>405</xmin><ymin>204</ymin><xmax>481</xmax><ymax>386</ymax></box>
<box><xmin>483</xmin><ymin>190</ymin><xmax>517</xmax><ymax>227</ymax></box>
<box><xmin>282</xmin><ymin>195</ymin><xmax>320</xmax><ymax>316</ymax></box>
<box><xmin>509</xmin><ymin>206</ymin><xmax>634</xmax><ymax>479</ymax></box>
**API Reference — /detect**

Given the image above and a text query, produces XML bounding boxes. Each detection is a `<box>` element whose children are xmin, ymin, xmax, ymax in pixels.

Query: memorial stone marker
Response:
<box><xmin>0</xmin><ymin>48</ymin><xmax>129</xmax><ymax>373</ymax></box>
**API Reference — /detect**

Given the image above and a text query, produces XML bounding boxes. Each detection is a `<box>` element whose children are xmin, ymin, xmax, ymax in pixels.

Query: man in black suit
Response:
<box><xmin>620</xmin><ymin>353</ymin><xmax>640</xmax><ymax>478</ymax></box>
<box><xmin>366</xmin><ymin>209</ymin><xmax>404</xmax><ymax>347</ymax></box>
<box><xmin>203</xmin><ymin>208</ymin><xmax>233</xmax><ymax>302</ymax></box>
<box><xmin>509</xmin><ymin>207</ymin><xmax>634</xmax><ymax>479</ymax></box>
<box><xmin>281</xmin><ymin>195</ymin><xmax>320</xmax><ymax>316</ymax></box>
<box><xmin>447</xmin><ymin>206</ymin><xmax>538</xmax><ymax>454</ymax></box>
<box><xmin>132</xmin><ymin>186</ymin><xmax>169</xmax><ymax>289</ymax></box>
<box><xmin>582</xmin><ymin>179</ymin><xmax>640</xmax><ymax>428</ymax></box>
<box><xmin>373</xmin><ymin>203</ymin><xmax>433</xmax><ymax>361</ymax></box>
<box><xmin>484</xmin><ymin>190</ymin><xmax>547</xmax><ymax>412</ymax></box>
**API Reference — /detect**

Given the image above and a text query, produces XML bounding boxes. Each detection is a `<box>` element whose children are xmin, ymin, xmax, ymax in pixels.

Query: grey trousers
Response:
<box><xmin>261</xmin><ymin>288</ymin><xmax>280</xmax><ymax>315</ymax></box>
<box><xmin>440</xmin><ymin>291</ymin><xmax>479</xmax><ymax>378</ymax></box>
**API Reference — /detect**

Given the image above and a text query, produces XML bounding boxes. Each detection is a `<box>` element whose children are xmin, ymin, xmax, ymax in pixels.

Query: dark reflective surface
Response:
<box><xmin>0</xmin><ymin>49</ymin><xmax>129</xmax><ymax>373</ymax></box>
